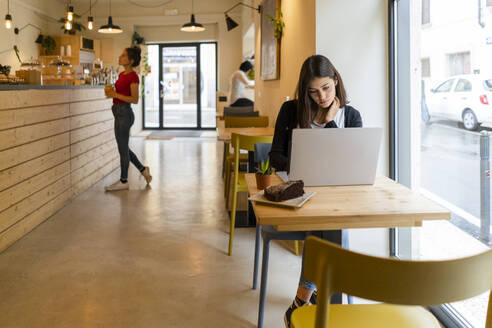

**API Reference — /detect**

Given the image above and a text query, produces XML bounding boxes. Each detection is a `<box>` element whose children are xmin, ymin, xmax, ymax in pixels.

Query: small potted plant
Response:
<box><xmin>256</xmin><ymin>157</ymin><xmax>273</xmax><ymax>190</ymax></box>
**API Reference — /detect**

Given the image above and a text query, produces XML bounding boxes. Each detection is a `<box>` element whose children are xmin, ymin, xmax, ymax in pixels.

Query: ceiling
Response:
<box><xmin>54</xmin><ymin>0</ymin><xmax>247</xmax><ymax>18</ymax></box>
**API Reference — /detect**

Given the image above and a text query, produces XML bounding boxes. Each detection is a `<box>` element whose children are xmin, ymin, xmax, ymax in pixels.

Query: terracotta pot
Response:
<box><xmin>255</xmin><ymin>173</ymin><xmax>272</xmax><ymax>190</ymax></box>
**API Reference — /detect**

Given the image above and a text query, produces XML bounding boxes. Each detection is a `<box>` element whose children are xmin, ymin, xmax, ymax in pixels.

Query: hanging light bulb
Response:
<box><xmin>67</xmin><ymin>6</ymin><xmax>74</xmax><ymax>21</ymax></box>
<box><xmin>65</xmin><ymin>19</ymin><xmax>72</xmax><ymax>31</ymax></box>
<box><xmin>4</xmin><ymin>0</ymin><xmax>12</xmax><ymax>29</ymax></box>
<box><xmin>4</xmin><ymin>14</ymin><xmax>12</xmax><ymax>29</ymax></box>
<box><xmin>87</xmin><ymin>0</ymin><xmax>93</xmax><ymax>30</ymax></box>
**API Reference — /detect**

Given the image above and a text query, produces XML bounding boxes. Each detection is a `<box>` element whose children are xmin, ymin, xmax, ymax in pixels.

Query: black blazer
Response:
<box><xmin>269</xmin><ymin>100</ymin><xmax>363</xmax><ymax>171</ymax></box>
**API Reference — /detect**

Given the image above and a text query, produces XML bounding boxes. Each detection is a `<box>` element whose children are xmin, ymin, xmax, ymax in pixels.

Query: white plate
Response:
<box><xmin>248</xmin><ymin>190</ymin><xmax>316</xmax><ymax>209</ymax></box>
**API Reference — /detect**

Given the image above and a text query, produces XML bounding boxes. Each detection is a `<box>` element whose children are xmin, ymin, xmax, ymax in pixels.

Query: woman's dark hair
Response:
<box><xmin>125</xmin><ymin>46</ymin><xmax>142</xmax><ymax>67</ymax></box>
<box><xmin>239</xmin><ymin>60</ymin><xmax>253</xmax><ymax>72</ymax></box>
<box><xmin>295</xmin><ymin>55</ymin><xmax>348</xmax><ymax>128</ymax></box>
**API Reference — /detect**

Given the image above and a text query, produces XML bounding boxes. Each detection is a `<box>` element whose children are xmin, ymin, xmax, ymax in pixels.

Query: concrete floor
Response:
<box><xmin>0</xmin><ymin>137</ymin><xmax>302</xmax><ymax>328</ymax></box>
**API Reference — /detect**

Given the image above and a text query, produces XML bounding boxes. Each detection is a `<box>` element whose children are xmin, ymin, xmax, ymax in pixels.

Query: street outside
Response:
<box><xmin>420</xmin><ymin>118</ymin><xmax>484</xmax><ymax>222</ymax></box>
<box><xmin>407</xmin><ymin>117</ymin><xmax>491</xmax><ymax>327</ymax></box>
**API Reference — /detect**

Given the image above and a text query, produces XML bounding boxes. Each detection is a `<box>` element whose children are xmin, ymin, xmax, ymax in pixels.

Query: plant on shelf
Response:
<box><xmin>58</xmin><ymin>14</ymin><xmax>86</xmax><ymax>35</ymax></box>
<box><xmin>255</xmin><ymin>157</ymin><xmax>273</xmax><ymax>190</ymax></box>
<box><xmin>266</xmin><ymin>8</ymin><xmax>285</xmax><ymax>40</ymax></box>
<box><xmin>132</xmin><ymin>32</ymin><xmax>145</xmax><ymax>46</ymax></box>
<box><xmin>41</xmin><ymin>36</ymin><xmax>56</xmax><ymax>55</ymax></box>
<box><xmin>0</xmin><ymin>64</ymin><xmax>11</xmax><ymax>77</ymax></box>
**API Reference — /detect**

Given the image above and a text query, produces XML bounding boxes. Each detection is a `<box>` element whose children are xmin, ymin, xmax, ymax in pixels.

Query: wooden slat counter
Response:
<box><xmin>0</xmin><ymin>87</ymin><xmax>119</xmax><ymax>252</ymax></box>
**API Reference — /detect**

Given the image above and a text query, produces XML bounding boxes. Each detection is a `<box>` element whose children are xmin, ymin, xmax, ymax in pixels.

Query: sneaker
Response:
<box><xmin>141</xmin><ymin>166</ymin><xmax>152</xmax><ymax>184</ymax></box>
<box><xmin>105</xmin><ymin>180</ymin><xmax>129</xmax><ymax>191</ymax></box>
<box><xmin>284</xmin><ymin>297</ymin><xmax>309</xmax><ymax>328</ymax></box>
<box><xmin>309</xmin><ymin>290</ymin><xmax>317</xmax><ymax>305</ymax></box>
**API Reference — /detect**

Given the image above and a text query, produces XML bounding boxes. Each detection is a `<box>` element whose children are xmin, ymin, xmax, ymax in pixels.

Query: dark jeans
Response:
<box><xmin>230</xmin><ymin>98</ymin><xmax>254</xmax><ymax>107</ymax></box>
<box><xmin>299</xmin><ymin>229</ymin><xmax>348</xmax><ymax>303</ymax></box>
<box><xmin>112</xmin><ymin>104</ymin><xmax>144</xmax><ymax>180</ymax></box>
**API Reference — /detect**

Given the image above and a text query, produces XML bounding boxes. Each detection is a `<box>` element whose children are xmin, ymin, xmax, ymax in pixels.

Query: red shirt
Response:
<box><xmin>113</xmin><ymin>71</ymin><xmax>139</xmax><ymax>104</ymax></box>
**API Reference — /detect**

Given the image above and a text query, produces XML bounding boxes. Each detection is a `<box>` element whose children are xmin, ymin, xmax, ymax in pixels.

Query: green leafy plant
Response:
<box><xmin>247</xmin><ymin>67</ymin><xmax>255</xmax><ymax>80</ymax></box>
<box><xmin>58</xmin><ymin>14</ymin><xmax>86</xmax><ymax>35</ymax></box>
<box><xmin>256</xmin><ymin>158</ymin><xmax>272</xmax><ymax>176</ymax></box>
<box><xmin>13</xmin><ymin>45</ymin><xmax>22</xmax><ymax>63</ymax></box>
<box><xmin>266</xmin><ymin>8</ymin><xmax>285</xmax><ymax>40</ymax></box>
<box><xmin>0</xmin><ymin>64</ymin><xmax>11</xmax><ymax>77</ymax></box>
<box><xmin>41</xmin><ymin>36</ymin><xmax>56</xmax><ymax>55</ymax></box>
<box><xmin>132</xmin><ymin>32</ymin><xmax>145</xmax><ymax>45</ymax></box>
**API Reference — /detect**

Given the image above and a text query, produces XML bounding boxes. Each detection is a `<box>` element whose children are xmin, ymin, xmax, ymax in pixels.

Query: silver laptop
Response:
<box><xmin>280</xmin><ymin>128</ymin><xmax>382</xmax><ymax>186</ymax></box>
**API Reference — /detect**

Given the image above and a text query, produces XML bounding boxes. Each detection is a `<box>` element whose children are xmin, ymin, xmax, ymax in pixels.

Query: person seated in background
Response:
<box><xmin>229</xmin><ymin>60</ymin><xmax>255</xmax><ymax>107</ymax></box>
<box><xmin>268</xmin><ymin>55</ymin><xmax>362</xmax><ymax>327</ymax></box>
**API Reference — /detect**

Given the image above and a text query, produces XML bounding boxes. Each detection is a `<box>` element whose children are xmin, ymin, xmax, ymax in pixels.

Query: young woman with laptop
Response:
<box><xmin>269</xmin><ymin>55</ymin><xmax>363</xmax><ymax>327</ymax></box>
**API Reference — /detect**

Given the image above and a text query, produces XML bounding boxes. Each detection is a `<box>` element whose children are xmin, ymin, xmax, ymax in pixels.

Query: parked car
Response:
<box><xmin>426</xmin><ymin>74</ymin><xmax>492</xmax><ymax>130</ymax></box>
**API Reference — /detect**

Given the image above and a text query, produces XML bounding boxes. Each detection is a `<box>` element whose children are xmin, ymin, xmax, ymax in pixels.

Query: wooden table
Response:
<box><xmin>245</xmin><ymin>174</ymin><xmax>450</xmax><ymax>231</ymax></box>
<box><xmin>248</xmin><ymin>173</ymin><xmax>450</xmax><ymax>328</ymax></box>
<box><xmin>216</xmin><ymin>124</ymin><xmax>275</xmax><ymax>142</ymax></box>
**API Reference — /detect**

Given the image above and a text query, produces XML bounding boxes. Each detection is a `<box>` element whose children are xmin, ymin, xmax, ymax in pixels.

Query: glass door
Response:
<box><xmin>162</xmin><ymin>45</ymin><xmax>198</xmax><ymax>128</ymax></box>
<box><xmin>143</xmin><ymin>42</ymin><xmax>217</xmax><ymax>130</ymax></box>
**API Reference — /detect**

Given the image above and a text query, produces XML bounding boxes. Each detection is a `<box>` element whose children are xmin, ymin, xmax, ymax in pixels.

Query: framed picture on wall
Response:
<box><xmin>260</xmin><ymin>0</ymin><xmax>281</xmax><ymax>80</ymax></box>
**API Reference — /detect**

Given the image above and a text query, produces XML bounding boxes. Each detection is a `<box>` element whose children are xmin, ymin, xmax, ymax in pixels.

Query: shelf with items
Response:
<box><xmin>38</xmin><ymin>35</ymin><xmax>81</xmax><ymax>66</ymax></box>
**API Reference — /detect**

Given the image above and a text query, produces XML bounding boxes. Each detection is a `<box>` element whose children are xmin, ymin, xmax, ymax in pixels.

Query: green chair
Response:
<box><xmin>291</xmin><ymin>236</ymin><xmax>492</xmax><ymax>328</ymax></box>
<box><xmin>228</xmin><ymin>132</ymin><xmax>273</xmax><ymax>256</ymax></box>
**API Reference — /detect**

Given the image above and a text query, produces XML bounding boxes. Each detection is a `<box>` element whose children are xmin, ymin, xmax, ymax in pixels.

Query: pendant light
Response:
<box><xmin>98</xmin><ymin>0</ymin><xmax>122</xmax><ymax>34</ymax></box>
<box><xmin>67</xmin><ymin>1</ymin><xmax>74</xmax><ymax>22</ymax></box>
<box><xmin>65</xmin><ymin>19</ymin><xmax>72</xmax><ymax>31</ymax></box>
<box><xmin>181</xmin><ymin>0</ymin><xmax>205</xmax><ymax>32</ymax></box>
<box><xmin>4</xmin><ymin>0</ymin><xmax>12</xmax><ymax>29</ymax></box>
<box><xmin>87</xmin><ymin>0</ymin><xmax>93</xmax><ymax>30</ymax></box>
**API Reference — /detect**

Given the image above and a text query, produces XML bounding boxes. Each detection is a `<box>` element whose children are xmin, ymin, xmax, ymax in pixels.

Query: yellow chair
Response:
<box><xmin>228</xmin><ymin>133</ymin><xmax>273</xmax><ymax>256</ymax></box>
<box><xmin>291</xmin><ymin>236</ymin><xmax>492</xmax><ymax>328</ymax></box>
<box><xmin>224</xmin><ymin>116</ymin><xmax>270</xmax><ymax>202</ymax></box>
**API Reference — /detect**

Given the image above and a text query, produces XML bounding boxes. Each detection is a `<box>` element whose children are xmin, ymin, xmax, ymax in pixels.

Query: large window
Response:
<box><xmin>393</xmin><ymin>0</ymin><xmax>491</xmax><ymax>326</ymax></box>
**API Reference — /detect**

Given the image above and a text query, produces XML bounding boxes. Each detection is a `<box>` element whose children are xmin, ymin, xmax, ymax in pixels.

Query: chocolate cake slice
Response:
<box><xmin>264</xmin><ymin>180</ymin><xmax>305</xmax><ymax>202</ymax></box>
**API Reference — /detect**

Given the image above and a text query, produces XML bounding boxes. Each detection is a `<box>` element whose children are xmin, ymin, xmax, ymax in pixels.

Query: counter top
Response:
<box><xmin>0</xmin><ymin>84</ymin><xmax>105</xmax><ymax>91</ymax></box>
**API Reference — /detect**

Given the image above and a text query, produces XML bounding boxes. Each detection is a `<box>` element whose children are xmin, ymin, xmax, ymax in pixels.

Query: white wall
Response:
<box><xmin>0</xmin><ymin>0</ymin><xmax>63</xmax><ymax>71</ymax></box>
<box><xmin>316</xmin><ymin>0</ymin><xmax>389</xmax><ymax>257</ymax></box>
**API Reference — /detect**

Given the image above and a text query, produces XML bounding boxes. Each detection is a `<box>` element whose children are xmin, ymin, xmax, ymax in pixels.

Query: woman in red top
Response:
<box><xmin>104</xmin><ymin>46</ymin><xmax>152</xmax><ymax>191</ymax></box>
